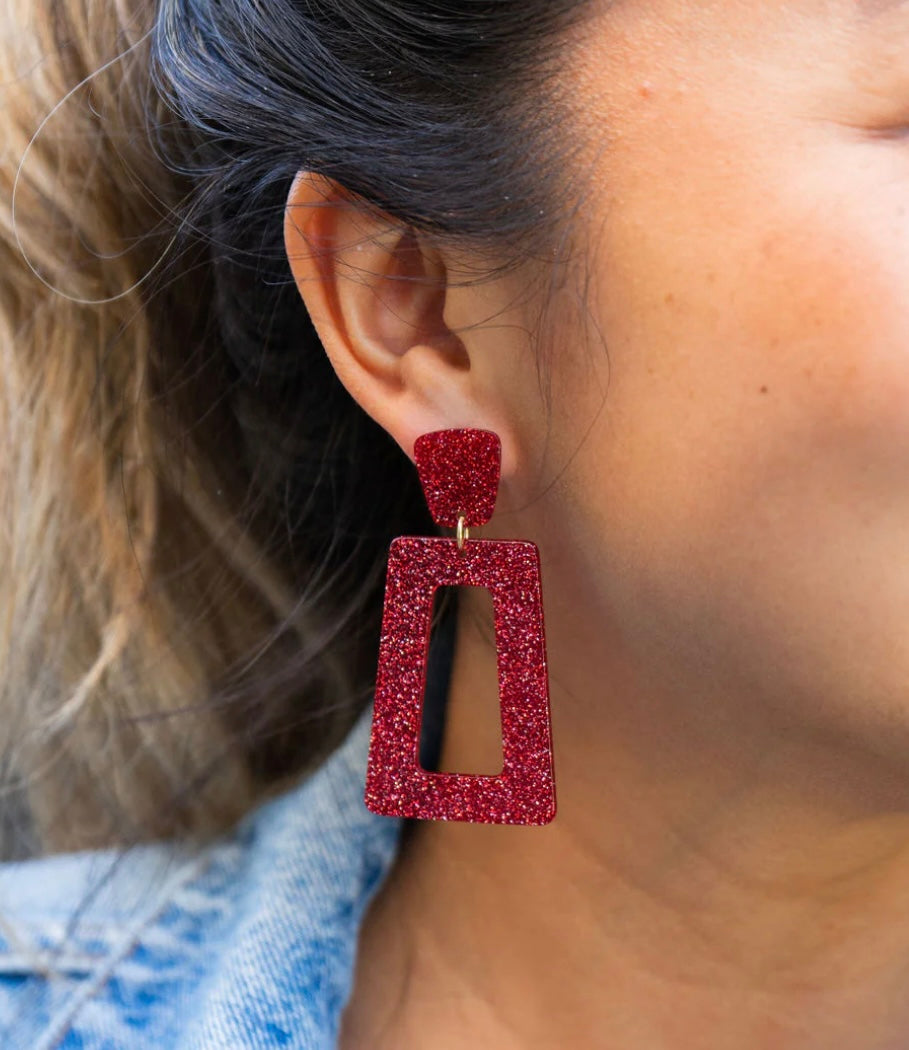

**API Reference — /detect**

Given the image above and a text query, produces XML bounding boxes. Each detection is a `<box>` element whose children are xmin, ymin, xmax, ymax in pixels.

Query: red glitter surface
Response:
<box><xmin>413</xmin><ymin>429</ymin><xmax>500</xmax><ymax>528</ymax></box>
<box><xmin>365</xmin><ymin>536</ymin><xmax>557</xmax><ymax>825</ymax></box>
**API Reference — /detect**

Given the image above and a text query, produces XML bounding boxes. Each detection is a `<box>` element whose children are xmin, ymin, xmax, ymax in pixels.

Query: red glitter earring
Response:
<box><xmin>364</xmin><ymin>427</ymin><xmax>556</xmax><ymax>825</ymax></box>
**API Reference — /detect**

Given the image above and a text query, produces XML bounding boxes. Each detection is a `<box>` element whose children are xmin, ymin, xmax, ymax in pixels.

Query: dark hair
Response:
<box><xmin>139</xmin><ymin>0</ymin><xmax>589</xmax><ymax>797</ymax></box>
<box><xmin>154</xmin><ymin>0</ymin><xmax>588</xmax><ymax>251</ymax></box>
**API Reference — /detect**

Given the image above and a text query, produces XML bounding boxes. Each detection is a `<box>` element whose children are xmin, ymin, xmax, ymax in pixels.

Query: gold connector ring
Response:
<box><xmin>456</xmin><ymin>515</ymin><xmax>470</xmax><ymax>550</ymax></box>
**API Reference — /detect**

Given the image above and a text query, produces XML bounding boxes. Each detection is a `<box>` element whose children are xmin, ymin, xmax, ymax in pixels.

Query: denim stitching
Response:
<box><xmin>31</xmin><ymin>851</ymin><xmax>212</xmax><ymax>1050</ymax></box>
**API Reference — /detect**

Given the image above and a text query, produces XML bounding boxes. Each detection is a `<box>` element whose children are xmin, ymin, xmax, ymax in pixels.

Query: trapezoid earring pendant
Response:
<box><xmin>364</xmin><ymin>427</ymin><xmax>556</xmax><ymax>825</ymax></box>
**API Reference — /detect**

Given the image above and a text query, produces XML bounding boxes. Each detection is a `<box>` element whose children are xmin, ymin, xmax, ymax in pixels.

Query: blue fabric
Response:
<box><xmin>0</xmin><ymin>603</ymin><xmax>456</xmax><ymax>1049</ymax></box>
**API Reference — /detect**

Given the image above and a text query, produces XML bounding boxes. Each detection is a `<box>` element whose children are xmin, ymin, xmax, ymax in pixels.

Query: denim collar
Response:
<box><xmin>0</xmin><ymin>597</ymin><xmax>457</xmax><ymax>1048</ymax></box>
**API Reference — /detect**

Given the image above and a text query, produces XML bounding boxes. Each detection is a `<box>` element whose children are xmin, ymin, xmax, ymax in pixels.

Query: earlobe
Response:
<box><xmin>283</xmin><ymin>170</ymin><xmax>478</xmax><ymax>463</ymax></box>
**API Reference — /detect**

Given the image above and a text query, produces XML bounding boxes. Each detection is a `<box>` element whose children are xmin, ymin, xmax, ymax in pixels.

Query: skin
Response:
<box><xmin>284</xmin><ymin>0</ymin><xmax>909</xmax><ymax>1045</ymax></box>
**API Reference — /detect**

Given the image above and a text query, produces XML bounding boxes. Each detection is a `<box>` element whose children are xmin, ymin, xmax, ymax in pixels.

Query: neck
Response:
<box><xmin>341</xmin><ymin>552</ymin><xmax>909</xmax><ymax>1050</ymax></box>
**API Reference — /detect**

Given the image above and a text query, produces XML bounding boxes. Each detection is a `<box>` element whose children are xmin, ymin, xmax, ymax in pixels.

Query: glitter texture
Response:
<box><xmin>365</xmin><ymin>536</ymin><xmax>557</xmax><ymax>826</ymax></box>
<box><xmin>413</xmin><ymin>428</ymin><xmax>500</xmax><ymax>528</ymax></box>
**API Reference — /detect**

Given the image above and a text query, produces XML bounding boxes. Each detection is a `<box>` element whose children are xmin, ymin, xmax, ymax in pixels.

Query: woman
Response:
<box><xmin>2</xmin><ymin>0</ymin><xmax>909</xmax><ymax>1045</ymax></box>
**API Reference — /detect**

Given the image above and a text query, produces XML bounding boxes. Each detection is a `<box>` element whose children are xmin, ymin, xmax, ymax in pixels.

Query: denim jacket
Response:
<box><xmin>0</xmin><ymin>606</ymin><xmax>456</xmax><ymax>1049</ymax></box>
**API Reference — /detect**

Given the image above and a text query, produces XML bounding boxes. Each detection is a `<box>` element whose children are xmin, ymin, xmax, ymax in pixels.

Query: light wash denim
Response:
<box><xmin>0</xmin><ymin>607</ymin><xmax>455</xmax><ymax>1049</ymax></box>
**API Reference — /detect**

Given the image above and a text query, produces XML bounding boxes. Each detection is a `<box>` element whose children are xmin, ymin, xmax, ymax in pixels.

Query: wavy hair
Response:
<box><xmin>1</xmin><ymin>0</ymin><xmax>589</xmax><ymax>860</ymax></box>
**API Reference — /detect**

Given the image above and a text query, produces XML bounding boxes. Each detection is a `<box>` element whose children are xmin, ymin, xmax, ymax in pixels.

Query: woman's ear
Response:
<box><xmin>283</xmin><ymin>170</ymin><xmax>519</xmax><ymax>469</ymax></box>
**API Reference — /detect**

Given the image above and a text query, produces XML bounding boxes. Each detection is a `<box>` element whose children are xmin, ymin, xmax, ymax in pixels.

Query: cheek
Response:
<box><xmin>576</xmin><ymin>173</ymin><xmax>909</xmax><ymax>547</ymax></box>
<box><xmin>549</xmin><ymin>147</ymin><xmax>909</xmax><ymax>746</ymax></box>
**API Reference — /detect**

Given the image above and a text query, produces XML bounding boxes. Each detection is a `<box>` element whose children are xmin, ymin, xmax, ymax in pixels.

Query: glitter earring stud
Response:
<box><xmin>364</xmin><ymin>427</ymin><xmax>557</xmax><ymax>825</ymax></box>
